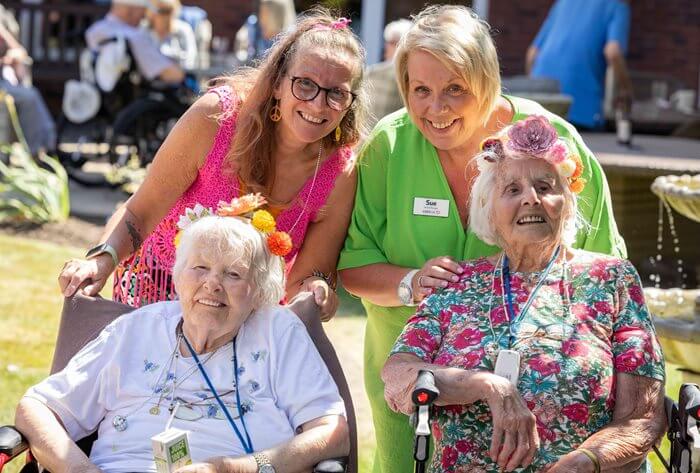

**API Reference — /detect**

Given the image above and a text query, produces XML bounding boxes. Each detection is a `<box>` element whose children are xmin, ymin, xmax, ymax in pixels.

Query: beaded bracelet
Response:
<box><xmin>301</xmin><ymin>270</ymin><xmax>337</xmax><ymax>291</ymax></box>
<box><xmin>577</xmin><ymin>448</ymin><xmax>601</xmax><ymax>473</ymax></box>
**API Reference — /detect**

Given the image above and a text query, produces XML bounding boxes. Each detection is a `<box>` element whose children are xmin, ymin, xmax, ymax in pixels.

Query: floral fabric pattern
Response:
<box><xmin>391</xmin><ymin>250</ymin><xmax>664</xmax><ymax>472</ymax></box>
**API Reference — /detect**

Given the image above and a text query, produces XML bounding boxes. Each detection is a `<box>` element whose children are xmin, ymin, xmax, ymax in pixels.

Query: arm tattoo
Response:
<box><xmin>125</xmin><ymin>219</ymin><xmax>143</xmax><ymax>251</ymax></box>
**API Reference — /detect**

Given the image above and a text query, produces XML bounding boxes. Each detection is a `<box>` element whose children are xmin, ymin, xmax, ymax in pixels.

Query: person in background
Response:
<box><xmin>526</xmin><ymin>0</ymin><xmax>633</xmax><ymax>130</ymax></box>
<box><xmin>146</xmin><ymin>0</ymin><xmax>197</xmax><ymax>70</ymax></box>
<box><xmin>0</xmin><ymin>4</ymin><xmax>56</xmax><ymax>155</ymax></box>
<box><xmin>235</xmin><ymin>0</ymin><xmax>296</xmax><ymax>64</ymax></box>
<box><xmin>381</xmin><ymin>19</ymin><xmax>411</xmax><ymax>63</ymax></box>
<box><xmin>365</xmin><ymin>18</ymin><xmax>411</xmax><ymax>128</ymax></box>
<box><xmin>338</xmin><ymin>5</ymin><xmax>625</xmax><ymax>473</ymax></box>
<box><xmin>86</xmin><ymin>0</ymin><xmax>185</xmax><ymax>84</ymax></box>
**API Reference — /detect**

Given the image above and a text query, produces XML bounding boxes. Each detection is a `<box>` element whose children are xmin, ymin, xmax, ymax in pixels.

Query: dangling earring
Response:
<box><xmin>334</xmin><ymin>125</ymin><xmax>342</xmax><ymax>142</ymax></box>
<box><xmin>270</xmin><ymin>99</ymin><xmax>281</xmax><ymax>122</ymax></box>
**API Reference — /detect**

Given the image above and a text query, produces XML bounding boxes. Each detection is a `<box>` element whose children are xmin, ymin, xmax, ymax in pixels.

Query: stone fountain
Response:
<box><xmin>648</xmin><ymin>174</ymin><xmax>700</xmax><ymax>384</ymax></box>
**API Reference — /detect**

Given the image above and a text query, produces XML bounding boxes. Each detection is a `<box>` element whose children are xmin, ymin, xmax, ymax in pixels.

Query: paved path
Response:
<box><xmin>68</xmin><ymin>179</ymin><xmax>127</xmax><ymax>223</ymax></box>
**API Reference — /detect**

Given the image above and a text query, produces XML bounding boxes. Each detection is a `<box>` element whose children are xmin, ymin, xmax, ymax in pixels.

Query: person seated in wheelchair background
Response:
<box><xmin>86</xmin><ymin>0</ymin><xmax>184</xmax><ymax>86</ymax></box>
<box><xmin>146</xmin><ymin>0</ymin><xmax>198</xmax><ymax>71</ymax></box>
<box><xmin>382</xmin><ymin>116</ymin><xmax>667</xmax><ymax>472</ymax></box>
<box><xmin>15</xmin><ymin>209</ymin><xmax>349</xmax><ymax>473</ymax></box>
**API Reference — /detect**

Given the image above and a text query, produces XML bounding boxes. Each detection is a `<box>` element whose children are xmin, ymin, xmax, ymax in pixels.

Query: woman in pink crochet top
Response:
<box><xmin>58</xmin><ymin>8</ymin><xmax>369</xmax><ymax>321</ymax></box>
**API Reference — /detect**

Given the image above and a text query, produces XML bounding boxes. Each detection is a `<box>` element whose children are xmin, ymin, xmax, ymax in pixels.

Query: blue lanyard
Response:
<box><xmin>502</xmin><ymin>246</ymin><xmax>560</xmax><ymax>347</ymax></box>
<box><xmin>182</xmin><ymin>333</ymin><xmax>254</xmax><ymax>454</ymax></box>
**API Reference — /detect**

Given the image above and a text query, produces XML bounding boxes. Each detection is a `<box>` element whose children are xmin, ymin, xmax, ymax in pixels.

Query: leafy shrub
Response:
<box><xmin>0</xmin><ymin>91</ymin><xmax>69</xmax><ymax>223</ymax></box>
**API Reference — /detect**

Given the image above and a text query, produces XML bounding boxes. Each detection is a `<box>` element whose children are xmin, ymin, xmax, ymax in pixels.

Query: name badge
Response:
<box><xmin>413</xmin><ymin>197</ymin><xmax>450</xmax><ymax>218</ymax></box>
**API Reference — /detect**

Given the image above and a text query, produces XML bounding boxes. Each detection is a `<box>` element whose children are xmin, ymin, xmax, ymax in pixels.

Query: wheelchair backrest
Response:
<box><xmin>84</xmin><ymin>36</ymin><xmax>146</xmax><ymax>117</ymax></box>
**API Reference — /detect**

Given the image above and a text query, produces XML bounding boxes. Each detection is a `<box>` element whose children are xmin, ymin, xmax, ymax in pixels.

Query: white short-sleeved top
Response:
<box><xmin>150</xmin><ymin>19</ymin><xmax>198</xmax><ymax>70</ymax></box>
<box><xmin>26</xmin><ymin>301</ymin><xmax>345</xmax><ymax>473</ymax></box>
<box><xmin>86</xmin><ymin>14</ymin><xmax>175</xmax><ymax>81</ymax></box>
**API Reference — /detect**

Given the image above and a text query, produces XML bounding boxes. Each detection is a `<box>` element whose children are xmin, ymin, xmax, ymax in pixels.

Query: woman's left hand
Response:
<box><xmin>542</xmin><ymin>451</ymin><xmax>595</xmax><ymax>473</ymax></box>
<box><xmin>302</xmin><ymin>277</ymin><xmax>339</xmax><ymax>322</ymax></box>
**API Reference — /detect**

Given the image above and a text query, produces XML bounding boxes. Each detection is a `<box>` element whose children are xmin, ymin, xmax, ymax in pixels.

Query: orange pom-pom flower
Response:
<box><xmin>569</xmin><ymin>178</ymin><xmax>586</xmax><ymax>194</ymax></box>
<box><xmin>570</xmin><ymin>154</ymin><xmax>584</xmax><ymax>180</ymax></box>
<box><xmin>267</xmin><ymin>231</ymin><xmax>293</xmax><ymax>256</ymax></box>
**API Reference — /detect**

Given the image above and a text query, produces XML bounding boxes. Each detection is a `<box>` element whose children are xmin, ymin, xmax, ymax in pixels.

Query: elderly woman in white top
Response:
<box><xmin>147</xmin><ymin>0</ymin><xmax>197</xmax><ymax>70</ymax></box>
<box><xmin>15</xmin><ymin>207</ymin><xmax>348</xmax><ymax>473</ymax></box>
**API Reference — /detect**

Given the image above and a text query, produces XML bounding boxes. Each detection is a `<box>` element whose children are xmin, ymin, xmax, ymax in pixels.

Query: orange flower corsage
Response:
<box><xmin>175</xmin><ymin>194</ymin><xmax>293</xmax><ymax>257</ymax></box>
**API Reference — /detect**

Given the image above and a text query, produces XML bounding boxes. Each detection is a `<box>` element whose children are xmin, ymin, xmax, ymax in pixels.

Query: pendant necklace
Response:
<box><xmin>286</xmin><ymin>141</ymin><xmax>323</xmax><ymax>234</ymax></box>
<box><xmin>485</xmin><ymin>246</ymin><xmax>565</xmax><ymax>353</ymax></box>
<box><xmin>111</xmin><ymin>320</ymin><xmax>220</xmax><ymax>432</ymax></box>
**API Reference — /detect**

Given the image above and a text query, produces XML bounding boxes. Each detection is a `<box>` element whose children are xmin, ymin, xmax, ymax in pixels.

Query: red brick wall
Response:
<box><xmin>489</xmin><ymin>0</ymin><xmax>700</xmax><ymax>89</ymax></box>
<box><xmin>488</xmin><ymin>0</ymin><xmax>552</xmax><ymax>76</ymax></box>
<box><xmin>184</xmin><ymin>0</ymin><xmax>255</xmax><ymax>44</ymax></box>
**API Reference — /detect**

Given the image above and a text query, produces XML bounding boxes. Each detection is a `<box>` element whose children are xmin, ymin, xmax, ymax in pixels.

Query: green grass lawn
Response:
<box><xmin>0</xmin><ymin>233</ymin><xmax>686</xmax><ymax>473</ymax></box>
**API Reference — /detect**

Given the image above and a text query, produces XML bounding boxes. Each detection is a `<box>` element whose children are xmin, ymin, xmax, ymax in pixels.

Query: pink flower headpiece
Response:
<box><xmin>479</xmin><ymin>115</ymin><xmax>586</xmax><ymax>193</ymax></box>
<box><xmin>310</xmin><ymin>17</ymin><xmax>351</xmax><ymax>32</ymax></box>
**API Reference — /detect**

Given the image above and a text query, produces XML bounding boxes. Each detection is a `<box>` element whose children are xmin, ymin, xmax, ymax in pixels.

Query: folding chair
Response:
<box><xmin>0</xmin><ymin>293</ymin><xmax>356</xmax><ymax>473</ymax></box>
<box><xmin>408</xmin><ymin>371</ymin><xmax>700</xmax><ymax>473</ymax></box>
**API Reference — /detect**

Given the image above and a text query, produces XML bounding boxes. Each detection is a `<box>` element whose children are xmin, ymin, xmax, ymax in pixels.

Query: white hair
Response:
<box><xmin>172</xmin><ymin>216</ymin><xmax>285</xmax><ymax>309</ymax></box>
<box><xmin>383</xmin><ymin>19</ymin><xmax>412</xmax><ymax>44</ymax></box>
<box><xmin>469</xmin><ymin>152</ymin><xmax>581</xmax><ymax>247</ymax></box>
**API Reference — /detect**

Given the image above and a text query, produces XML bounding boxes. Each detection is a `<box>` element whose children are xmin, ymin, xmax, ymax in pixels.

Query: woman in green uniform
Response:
<box><xmin>338</xmin><ymin>5</ymin><xmax>626</xmax><ymax>473</ymax></box>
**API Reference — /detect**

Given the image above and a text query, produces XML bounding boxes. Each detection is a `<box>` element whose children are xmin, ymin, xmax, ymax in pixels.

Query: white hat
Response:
<box><xmin>63</xmin><ymin>80</ymin><xmax>101</xmax><ymax>124</ymax></box>
<box><xmin>112</xmin><ymin>0</ymin><xmax>152</xmax><ymax>7</ymax></box>
<box><xmin>95</xmin><ymin>36</ymin><xmax>131</xmax><ymax>93</ymax></box>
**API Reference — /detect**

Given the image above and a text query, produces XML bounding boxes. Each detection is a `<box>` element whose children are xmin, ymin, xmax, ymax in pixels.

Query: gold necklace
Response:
<box><xmin>287</xmin><ymin>141</ymin><xmax>323</xmax><ymax>233</ymax></box>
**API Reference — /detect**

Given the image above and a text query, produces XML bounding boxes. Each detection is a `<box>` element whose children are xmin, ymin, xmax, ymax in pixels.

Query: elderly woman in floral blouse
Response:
<box><xmin>382</xmin><ymin>116</ymin><xmax>666</xmax><ymax>473</ymax></box>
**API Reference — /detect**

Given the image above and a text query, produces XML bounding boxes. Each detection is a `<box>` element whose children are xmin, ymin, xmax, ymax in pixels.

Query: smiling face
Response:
<box><xmin>405</xmin><ymin>49</ymin><xmax>482</xmax><ymax>152</ymax></box>
<box><xmin>491</xmin><ymin>158</ymin><xmax>568</xmax><ymax>249</ymax></box>
<box><xmin>174</xmin><ymin>243</ymin><xmax>255</xmax><ymax>335</ymax></box>
<box><xmin>273</xmin><ymin>49</ymin><xmax>356</xmax><ymax>148</ymax></box>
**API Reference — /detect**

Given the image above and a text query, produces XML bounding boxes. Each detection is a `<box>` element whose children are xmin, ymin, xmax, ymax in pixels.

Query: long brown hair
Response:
<box><xmin>211</xmin><ymin>7</ymin><xmax>368</xmax><ymax>196</ymax></box>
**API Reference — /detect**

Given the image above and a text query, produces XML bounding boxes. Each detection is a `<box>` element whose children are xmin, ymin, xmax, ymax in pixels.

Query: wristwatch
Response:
<box><xmin>85</xmin><ymin>243</ymin><xmax>119</xmax><ymax>267</ymax></box>
<box><xmin>397</xmin><ymin>269</ymin><xmax>419</xmax><ymax>306</ymax></box>
<box><xmin>253</xmin><ymin>452</ymin><xmax>276</xmax><ymax>473</ymax></box>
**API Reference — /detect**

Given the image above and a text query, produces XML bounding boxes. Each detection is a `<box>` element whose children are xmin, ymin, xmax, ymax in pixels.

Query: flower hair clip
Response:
<box><xmin>174</xmin><ymin>193</ymin><xmax>293</xmax><ymax>257</ymax></box>
<box><xmin>310</xmin><ymin>17</ymin><xmax>351</xmax><ymax>32</ymax></box>
<box><xmin>479</xmin><ymin>115</ymin><xmax>587</xmax><ymax>194</ymax></box>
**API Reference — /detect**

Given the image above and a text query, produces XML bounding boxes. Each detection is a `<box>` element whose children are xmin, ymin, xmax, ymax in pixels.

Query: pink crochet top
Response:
<box><xmin>113</xmin><ymin>86</ymin><xmax>353</xmax><ymax>307</ymax></box>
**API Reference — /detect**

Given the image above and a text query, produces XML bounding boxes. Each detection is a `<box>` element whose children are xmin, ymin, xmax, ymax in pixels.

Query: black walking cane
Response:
<box><xmin>411</xmin><ymin>370</ymin><xmax>440</xmax><ymax>473</ymax></box>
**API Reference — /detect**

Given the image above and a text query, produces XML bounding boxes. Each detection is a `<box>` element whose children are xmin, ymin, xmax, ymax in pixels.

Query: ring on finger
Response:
<box><xmin>418</xmin><ymin>275</ymin><xmax>427</xmax><ymax>287</ymax></box>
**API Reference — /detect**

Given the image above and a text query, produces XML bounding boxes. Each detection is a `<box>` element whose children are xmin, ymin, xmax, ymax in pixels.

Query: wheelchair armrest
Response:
<box><xmin>0</xmin><ymin>425</ymin><xmax>28</xmax><ymax>462</ymax></box>
<box><xmin>313</xmin><ymin>457</ymin><xmax>347</xmax><ymax>473</ymax></box>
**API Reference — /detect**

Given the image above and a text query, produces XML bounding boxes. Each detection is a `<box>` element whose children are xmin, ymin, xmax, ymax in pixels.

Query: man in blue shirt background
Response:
<box><xmin>526</xmin><ymin>0</ymin><xmax>633</xmax><ymax>129</ymax></box>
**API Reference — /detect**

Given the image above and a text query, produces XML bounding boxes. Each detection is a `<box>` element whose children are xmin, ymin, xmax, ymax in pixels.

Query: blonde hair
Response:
<box><xmin>211</xmin><ymin>7</ymin><xmax>368</xmax><ymax>197</ymax></box>
<box><xmin>469</xmin><ymin>153</ymin><xmax>580</xmax><ymax>247</ymax></box>
<box><xmin>172</xmin><ymin>216</ymin><xmax>285</xmax><ymax>309</ymax></box>
<box><xmin>394</xmin><ymin>5</ymin><xmax>501</xmax><ymax>125</ymax></box>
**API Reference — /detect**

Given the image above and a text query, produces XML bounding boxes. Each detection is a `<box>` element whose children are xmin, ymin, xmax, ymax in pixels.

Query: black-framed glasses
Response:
<box><xmin>290</xmin><ymin>76</ymin><xmax>356</xmax><ymax>111</ymax></box>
